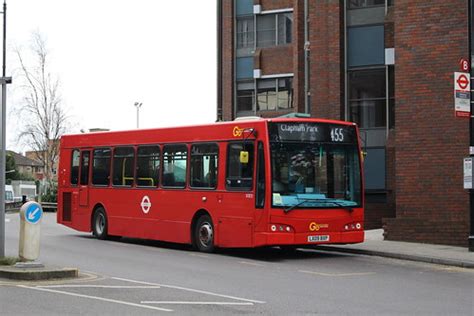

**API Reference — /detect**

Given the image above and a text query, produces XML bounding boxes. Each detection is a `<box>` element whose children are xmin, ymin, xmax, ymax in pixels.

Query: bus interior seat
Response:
<box><xmin>163</xmin><ymin>172</ymin><xmax>175</xmax><ymax>186</ymax></box>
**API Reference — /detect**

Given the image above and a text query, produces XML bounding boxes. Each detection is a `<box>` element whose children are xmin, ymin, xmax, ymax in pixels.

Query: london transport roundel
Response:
<box><xmin>141</xmin><ymin>196</ymin><xmax>151</xmax><ymax>214</ymax></box>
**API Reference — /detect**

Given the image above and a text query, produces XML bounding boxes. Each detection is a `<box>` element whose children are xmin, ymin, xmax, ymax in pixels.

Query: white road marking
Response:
<box><xmin>18</xmin><ymin>285</ymin><xmax>173</xmax><ymax>312</ymax></box>
<box><xmin>5</xmin><ymin>218</ymin><xmax>10</xmax><ymax>223</ymax></box>
<box><xmin>112</xmin><ymin>277</ymin><xmax>266</xmax><ymax>304</ymax></box>
<box><xmin>189</xmin><ymin>253</ymin><xmax>210</xmax><ymax>259</ymax></box>
<box><xmin>141</xmin><ymin>301</ymin><xmax>254</xmax><ymax>306</ymax></box>
<box><xmin>239</xmin><ymin>261</ymin><xmax>265</xmax><ymax>267</ymax></box>
<box><xmin>38</xmin><ymin>285</ymin><xmax>161</xmax><ymax>289</ymax></box>
<box><xmin>298</xmin><ymin>270</ymin><xmax>376</xmax><ymax>277</ymax></box>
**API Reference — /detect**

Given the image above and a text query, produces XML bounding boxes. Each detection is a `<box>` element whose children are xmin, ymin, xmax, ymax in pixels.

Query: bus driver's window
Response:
<box><xmin>226</xmin><ymin>142</ymin><xmax>254</xmax><ymax>191</ymax></box>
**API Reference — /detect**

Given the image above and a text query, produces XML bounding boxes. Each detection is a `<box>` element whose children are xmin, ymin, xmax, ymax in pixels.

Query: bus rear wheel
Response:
<box><xmin>92</xmin><ymin>208</ymin><xmax>108</xmax><ymax>240</ymax></box>
<box><xmin>194</xmin><ymin>215</ymin><xmax>215</xmax><ymax>253</ymax></box>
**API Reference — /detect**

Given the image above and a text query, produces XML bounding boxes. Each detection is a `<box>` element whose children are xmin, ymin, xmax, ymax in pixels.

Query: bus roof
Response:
<box><xmin>60</xmin><ymin>117</ymin><xmax>357</xmax><ymax>148</ymax></box>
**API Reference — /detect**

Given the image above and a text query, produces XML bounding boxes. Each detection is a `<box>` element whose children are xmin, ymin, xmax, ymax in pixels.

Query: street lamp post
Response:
<box><xmin>134</xmin><ymin>102</ymin><xmax>142</xmax><ymax>129</ymax></box>
<box><xmin>0</xmin><ymin>0</ymin><xmax>11</xmax><ymax>258</ymax></box>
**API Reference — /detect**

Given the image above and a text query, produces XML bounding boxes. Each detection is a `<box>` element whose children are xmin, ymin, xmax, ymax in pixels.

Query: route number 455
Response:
<box><xmin>330</xmin><ymin>128</ymin><xmax>344</xmax><ymax>142</ymax></box>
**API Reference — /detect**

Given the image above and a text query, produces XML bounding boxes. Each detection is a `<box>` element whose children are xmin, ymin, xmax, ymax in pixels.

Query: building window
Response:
<box><xmin>237</xmin><ymin>80</ymin><xmax>255</xmax><ymax>113</ymax></box>
<box><xmin>237</xmin><ymin>17</ymin><xmax>254</xmax><ymax>49</ymax></box>
<box><xmin>349</xmin><ymin>69</ymin><xmax>386</xmax><ymax>128</ymax></box>
<box><xmin>389</xmin><ymin>66</ymin><xmax>395</xmax><ymax>129</ymax></box>
<box><xmin>277</xmin><ymin>13</ymin><xmax>292</xmax><ymax>45</ymax></box>
<box><xmin>236</xmin><ymin>57</ymin><xmax>254</xmax><ymax>80</ymax></box>
<box><xmin>364</xmin><ymin>148</ymin><xmax>385</xmax><ymax>190</ymax></box>
<box><xmin>257</xmin><ymin>13</ymin><xmax>292</xmax><ymax>48</ymax></box>
<box><xmin>257</xmin><ymin>77</ymin><xmax>293</xmax><ymax>111</ymax></box>
<box><xmin>348</xmin><ymin>0</ymin><xmax>385</xmax><ymax>9</ymax></box>
<box><xmin>348</xmin><ymin>25</ymin><xmax>384</xmax><ymax>67</ymax></box>
<box><xmin>236</xmin><ymin>0</ymin><xmax>253</xmax><ymax>16</ymax></box>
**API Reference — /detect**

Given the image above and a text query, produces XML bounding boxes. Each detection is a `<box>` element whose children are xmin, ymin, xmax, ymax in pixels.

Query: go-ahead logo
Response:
<box><xmin>309</xmin><ymin>222</ymin><xmax>328</xmax><ymax>231</ymax></box>
<box><xmin>233</xmin><ymin>126</ymin><xmax>245</xmax><ymax>137</ymax></box>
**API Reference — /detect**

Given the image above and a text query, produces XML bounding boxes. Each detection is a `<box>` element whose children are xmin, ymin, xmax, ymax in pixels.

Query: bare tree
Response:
<box><xmin>15</xmin><ymin>32</ymin><xmax>69</xmax><ymax>183</ymax></box>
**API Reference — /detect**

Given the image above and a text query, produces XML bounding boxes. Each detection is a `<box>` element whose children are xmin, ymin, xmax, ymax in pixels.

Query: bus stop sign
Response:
<box><xmin>454</xmin><ymin>72</ymin><xmax>471</xmax><ymax>117</ymax></box>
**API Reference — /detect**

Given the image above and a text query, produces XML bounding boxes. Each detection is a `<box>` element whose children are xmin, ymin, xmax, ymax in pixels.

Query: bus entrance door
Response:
<box><xmin>79</xmin><ymin>150</ymin><xmax>91</xmax><ymax>207</ymax></box>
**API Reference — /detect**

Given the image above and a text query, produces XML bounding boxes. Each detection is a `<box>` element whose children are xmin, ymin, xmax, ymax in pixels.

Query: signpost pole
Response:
<box><xmin>0</xmin><ymin>0</ymin><xmax>7</xmax><ymax>259</ymax></box>
<box><xmin>469</xmin><ymin>0</ymin><xmax>474</xmax><ymax>252</ymax></box>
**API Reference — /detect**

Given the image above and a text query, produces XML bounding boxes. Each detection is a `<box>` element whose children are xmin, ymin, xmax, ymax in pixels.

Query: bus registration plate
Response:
<box><xmin>308</xmin><ymin>235</ymin><xmax>329</xmax><ymax>242</ymax></box>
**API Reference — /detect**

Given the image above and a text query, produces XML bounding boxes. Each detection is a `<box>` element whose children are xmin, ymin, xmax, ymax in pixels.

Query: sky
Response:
<box><xmin>5</xmin><ymin>0</ymin><xmax>217</xmax><ymax>152</ymax></box>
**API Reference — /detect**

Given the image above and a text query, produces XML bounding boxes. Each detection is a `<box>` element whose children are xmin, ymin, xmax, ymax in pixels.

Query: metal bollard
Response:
<box><xmin>19</xmin><ymin>201</ymin><xmax>43</xmax><ymax>261</ymax></box>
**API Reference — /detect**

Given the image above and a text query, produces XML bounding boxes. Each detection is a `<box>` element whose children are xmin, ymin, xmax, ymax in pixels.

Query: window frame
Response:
<box><xmin>348</xmin><ymin>67</ymin><xmax>387</xmax><ymax>129</ymax></box>
<box><xmin>92</xmin><ymin>147</ymin><xmax>112</xmax><ymax>187</ymax></box>
<box><xmin>189</xmin><ymin>143</ymin><xmax>219</xmax><ymax>190</ymax></box>
<box><xmin>79</xmin><ymin>150</ymin><xmax>91</xmax><ymax>186</ymax></box>
<box><xmin>257</xmin><ymin>77</ymin><xmax>293</xmax><ymax>112</ymax></box>
<box><xmin>161</xmin><ymin>144</ymin><xmax>188</xmax><ymax>189</ymax></box>
<box><xmin>225</xmin><ymin>141</ymin><xmax>255</xmax><ymax>192</ymax></box>
<box><xmin>256</xmin><ymin>12</ymin><xmax>293</xmax><ymax>48</ymax></box>
<box><xmin>112</xmin><ymin>146</ymin><xmax>136</xmax><ymax>187</ymax></box>
<box><xmin>136</xmin><ymin>144</ymin><xmax>161</xmax><ymax>188</ymax></box>
<box><xmin>236</xmin><ymin>16</ymin><xmax>255</xmax><ymax>49</ymax></box>
<box><xmin>347</xmin><ymin>0</ymin><xmax>386</xmax><ymax>9</ymax></box>
<box><xmin>255</xmin><ymin>141</ymin><xmax>266</xmax><ymax>209</ymax></box>
<box><xmin>70</xmin><ymin>149</ymin><xmax>80</xmax><ymax>186</ymax></box>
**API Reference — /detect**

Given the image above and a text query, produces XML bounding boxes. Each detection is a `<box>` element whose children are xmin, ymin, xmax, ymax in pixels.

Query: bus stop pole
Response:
<box><xmin>469</xmin><ymin>0</ymin><xmax>474</xmax><ymax>252</ymax></box>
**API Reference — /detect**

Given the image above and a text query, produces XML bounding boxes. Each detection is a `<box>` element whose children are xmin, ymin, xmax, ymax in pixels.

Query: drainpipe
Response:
<box><xmin>304</xmin><ymin>0</ymin><xmax>310</xmax><ymax>115</ymax></box>
<box><xmin>217</xmin><ymin>0</ymin><xmax>223</xmax><ymax>121</ymax></box>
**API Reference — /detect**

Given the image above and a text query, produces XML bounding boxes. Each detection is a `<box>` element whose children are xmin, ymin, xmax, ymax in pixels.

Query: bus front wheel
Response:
<box><xmin>194</xmin><ymin>215</ymin><xmax>215</xmax><ymax>253</ymax></box>
<box><xmin>92</xmin><ymin>208</ymin><xmax>108</xmax><ymax>240</ymax></box>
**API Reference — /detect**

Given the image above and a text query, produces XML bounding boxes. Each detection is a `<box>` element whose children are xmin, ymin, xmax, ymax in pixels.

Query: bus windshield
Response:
<box><xmin>269</xmin><ymin>122</ymin><xmax>362</xmax><ymax>210</ymax></box>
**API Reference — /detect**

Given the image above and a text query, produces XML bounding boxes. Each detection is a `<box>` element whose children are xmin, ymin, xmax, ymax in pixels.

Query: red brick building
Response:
<box><xmin>217</xmin><ymin>0</ymin><xmax>470</xmax><ymax>246</ymax></box>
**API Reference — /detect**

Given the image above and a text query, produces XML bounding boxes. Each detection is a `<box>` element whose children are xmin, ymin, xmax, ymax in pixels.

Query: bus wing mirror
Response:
<box><xmin>240</xmin><ymin>151</ymin><xmax>249</xmax><ymax>164</ymax></box>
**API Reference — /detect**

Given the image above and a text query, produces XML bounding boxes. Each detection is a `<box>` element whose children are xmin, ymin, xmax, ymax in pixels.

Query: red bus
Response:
<box><xmin>57</xmin><ymin>117</ymin><xmax>364</xmax><ymax>252</ymax></box>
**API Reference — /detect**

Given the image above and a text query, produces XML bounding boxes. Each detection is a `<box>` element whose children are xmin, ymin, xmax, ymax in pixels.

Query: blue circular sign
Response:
<box><xmin>25</xmin><ymin>203</ymin><xmax>43</xmax><ymax>224</ymax></box>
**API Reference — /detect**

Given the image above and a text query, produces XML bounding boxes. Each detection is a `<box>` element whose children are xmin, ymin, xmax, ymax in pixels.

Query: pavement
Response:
<box><xmin>316</xmin><ymin>229</ymin><xmax>474</xmax><ymax>269</ymax></box>
<box><xmin>0</xmin><ymin>262</ymin><xmax>78</xmax><ymax>280</ymax></box>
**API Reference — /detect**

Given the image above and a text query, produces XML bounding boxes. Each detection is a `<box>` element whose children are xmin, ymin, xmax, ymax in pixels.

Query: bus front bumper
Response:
<box><xmin>253</xmin><ymin>231</ymin><xmax>364</xmax><ymax>247</ymax></box>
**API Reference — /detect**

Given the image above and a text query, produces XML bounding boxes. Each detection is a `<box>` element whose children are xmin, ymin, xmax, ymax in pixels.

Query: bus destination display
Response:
<box><xmin>269</xmin><ymin>122</ymin><xmax>356</xmax><ymax>144</ymax></box>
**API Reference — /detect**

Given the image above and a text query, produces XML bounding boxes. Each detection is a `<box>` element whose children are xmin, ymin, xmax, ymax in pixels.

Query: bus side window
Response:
<box><xmin>71</xmin><ymin>149</ymin><xmax>80</xmax><ymax>185</ymax></box>
<box><xmin>80</xmin><ymin>151</ymin><xmax>90</xmax><ymax>185</ymax></box>
<box><xmin>92</xmin><ymin>148</ymin><xmax>111</xmax><ymax>186</ymax></box>
<box><xmin>162</xmin><ymin>144</ymin><xmax>188</xmax><ymax>188</ymax></box>
<box><xmin>113</xmin><ymin>147</ymin><xmax>135</xmax><ymax>187</ymax></box>
<box><xmin>190</xmin><ymin>143</ymin><xmax>218</xmax><ymax>189</ymax></box>
<box><xmin>226</xmin><ymin>142</ymin><xmax>254</xmax><ymax>191</ymax></box>
<box><xmin>136</xmin><ymin>145</ymin><xmax>160</xmax><ymax>187</ymax></box>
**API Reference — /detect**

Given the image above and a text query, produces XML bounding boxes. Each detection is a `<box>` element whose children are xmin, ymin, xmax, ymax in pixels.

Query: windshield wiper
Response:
<box><xmin>323</xmin><ymin>199</ymin><xmax>354</xmax><ymax>213</ymax></box>
<box><xmin>284</xmin><ymin>198</ymin><xmax>354</xmax><ymax>214</ymax></box>
<box><xmin>284</xmin><ymin>199</ymin><xmax>312</xmax><ymax>213</ymax></box>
